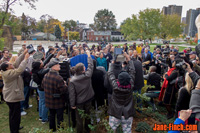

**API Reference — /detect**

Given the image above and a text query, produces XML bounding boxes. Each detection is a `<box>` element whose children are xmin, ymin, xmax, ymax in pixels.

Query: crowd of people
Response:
<box><xmin>0</xmin><ymin>41</ymin><xmax>200</xmax><ymax>133</ymax></box>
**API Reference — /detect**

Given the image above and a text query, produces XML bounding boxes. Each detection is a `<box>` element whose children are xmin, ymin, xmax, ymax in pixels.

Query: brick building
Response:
<box><xmin>87</xmin><ymin>31</ymin><xmax>111</xmax><ymax>41</ymax></box>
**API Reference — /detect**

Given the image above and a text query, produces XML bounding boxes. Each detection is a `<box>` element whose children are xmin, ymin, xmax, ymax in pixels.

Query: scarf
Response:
<box><xmin>158</xmin><ymin>67</ymin><xmax>176</xmax><ymax>101</ymax></box>
<box><xmin>117</xmin><ymin>80</ymin><xmax>131</xmax><ymax>89</ymax></box>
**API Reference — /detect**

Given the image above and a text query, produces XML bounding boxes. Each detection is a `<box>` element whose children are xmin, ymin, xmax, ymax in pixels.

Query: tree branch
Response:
<box><xmin>8</xmin><ymin>0</ymin><xmax>17</xmax><ymax>6</ymax></box>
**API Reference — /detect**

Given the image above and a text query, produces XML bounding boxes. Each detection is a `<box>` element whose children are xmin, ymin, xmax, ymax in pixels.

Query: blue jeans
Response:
<box><xmin>37</xmin><ymin>89</ymin><xmax>48</xmax><ymax>121</ymax></box>
<box><xmin>20</xmin><ymin>86</ymin><xmax>30</xmax><ymax>112</ymax></box>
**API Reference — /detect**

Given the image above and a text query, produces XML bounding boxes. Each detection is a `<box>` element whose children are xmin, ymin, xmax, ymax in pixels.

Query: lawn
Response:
<box><xmin>0</xmin><ymin>92</ymin><xmax>175</xmax><ymax>133</ymax></box>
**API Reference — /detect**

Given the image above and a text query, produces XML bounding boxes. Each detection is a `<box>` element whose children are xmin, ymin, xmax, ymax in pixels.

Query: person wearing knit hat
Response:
<box><xmin>107</xmin><ymin>53</ymin><xmax>135</xmax><ymax>133</ymax></box>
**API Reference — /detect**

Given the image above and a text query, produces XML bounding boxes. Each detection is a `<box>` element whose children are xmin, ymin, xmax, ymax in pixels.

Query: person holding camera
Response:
<box><xmin>0</xmin><ymin>49</ymin><xmax>29</xmax><ymax>133</ymax></box>
<box><xmin>31</xmin><ymin>48</ymin><xmax>59</xmax><ymax>123</ymax></box>
<box><xmin>41</xmin><ymin>58</ymin><xmax>68</xmax><ymax>132</ymax></box>
<box><xmin>68</xmin><ymin>50</ymin><xmax>94</xmax><ymax>133</ymax></box>
<box><xmin>159</xmin><ymin>59</ymin><xmax>179</xmax><ymax>119</ymax></box>
<box><xmin>107</xmin><ymin>53</ymin><xmax>135</xmax><ymax>133</ymax></box>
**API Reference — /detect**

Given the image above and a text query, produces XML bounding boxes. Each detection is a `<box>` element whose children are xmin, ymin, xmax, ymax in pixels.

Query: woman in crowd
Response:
<box><xmin>97</xmin><ymin>52</ymin><xmax>107</xmax><ymax>71</ymax></box>
<box><xmin>175</xmin><ymin>72</ymin><xmax>194</xmax><ymax>118</ymax></box>
<box><xmin>31</xmin><ymin>48</ymin><xmax>58</xmax><ymax>123</ymax></box>
<box><xmin>9</xmin><ymin>56</ymin><xmax>18</xmax><ymax>64</ymax></box>
<box><xmin>162</xmin><ymin>59</ymin><xmax>179</xmax><ymax>119</ymax></box>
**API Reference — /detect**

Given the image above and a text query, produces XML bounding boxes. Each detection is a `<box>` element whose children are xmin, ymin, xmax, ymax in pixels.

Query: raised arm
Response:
<box><xmin>85</xmin><ymin>50</ymin><xmax>94</xmax><ymax>78</ymax></box>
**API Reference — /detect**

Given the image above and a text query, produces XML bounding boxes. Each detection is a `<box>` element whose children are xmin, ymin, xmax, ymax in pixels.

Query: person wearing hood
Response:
<box><xmin>107</xmin><ymin>54</ymin><xmax>135</xmax><ymax>133</ymax></box>
<box><xmin>104</xmin><ymin>60</ymin><xmax>122</xmax><ymax>104</ymax></box>
<box><xmin>31</xmin><ymin>48</ymin><xmax>60</xmax><ymax>124</ymax></box>
<box><xmin>0</xmin><ymin>49</ymin><xmax>29</xmax><ymax>133</ymax></box>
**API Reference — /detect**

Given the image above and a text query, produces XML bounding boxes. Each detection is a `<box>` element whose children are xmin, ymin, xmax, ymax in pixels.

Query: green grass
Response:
<box><xmin>0</xmin><ymin>96</ymin><xmax>49</xmax><ymax>133</ymax></box>
<box><xmin>12</xmin><ymin>51</ymin><xmax>18</xmax><ymax>54</ymax></box>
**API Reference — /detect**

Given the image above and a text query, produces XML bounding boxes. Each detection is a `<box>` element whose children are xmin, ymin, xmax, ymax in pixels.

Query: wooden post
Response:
<box><xmin>196</xmin><ymin>14</ymin><xmax>200</xmax><ymax>44</ymax></box>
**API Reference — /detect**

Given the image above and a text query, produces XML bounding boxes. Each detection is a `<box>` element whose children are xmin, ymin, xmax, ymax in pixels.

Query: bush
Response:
<box><xmin>135</xmin><ymin>122</ymin><xmax>152</xmax><ymax>132</ymax></box>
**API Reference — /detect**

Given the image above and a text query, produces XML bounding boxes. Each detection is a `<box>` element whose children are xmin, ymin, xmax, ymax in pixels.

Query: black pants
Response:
<box><xmin>49</xmin><ymin>108</ymin><xmax>64</xmax><ymax>132</ymax></box>
<box><xmin>7</xmin><ymin>102</ymin><xmax>21</xmax><ymax>133</ymax></box>
<box><xmin>0</xmin><ymin>91</ymin><xmax>4</xmax><ymax>101</ymax></box>
<box><xmin>76</xmin><ymin>101</ymin><xmax>92</xmax><ymax>133</ymax></box>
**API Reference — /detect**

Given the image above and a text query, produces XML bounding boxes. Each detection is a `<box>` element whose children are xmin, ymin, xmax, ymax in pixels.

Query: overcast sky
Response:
<box><xmin>10</xmin><ymin>0</ymin><xmax>200</xmax><ymax>26</ymax></box>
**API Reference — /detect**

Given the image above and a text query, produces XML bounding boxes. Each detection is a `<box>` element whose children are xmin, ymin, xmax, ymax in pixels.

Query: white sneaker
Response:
<box><xmin>21</xmin><ymin>111</ymin><xmax>27</xmax><ymax>116</ymax></box>
<box><xmin>28</xmin><ymin>105</ymin><xmax>33</xmax><ymax>108</ymax></box>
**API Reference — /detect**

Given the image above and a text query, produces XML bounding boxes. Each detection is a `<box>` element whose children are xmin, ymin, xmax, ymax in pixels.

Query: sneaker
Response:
<box><xmin>21</xmin><ymin>111</ymin><xmax>27</xmax><ymax>116</ymax></box>
<box><xmin>24</xmin><ymin>105</ymin><xmax>33</xmax><ymax>110</ymax></box>
<box><xmin>42</xmin><ymin>120</ymin><xmax>48</xmax><ymax>124</ymax></box>
<box><xmin>39</xmin><ymin>117</ymin><xmax>42</xmax><ymax>121</ymax></box>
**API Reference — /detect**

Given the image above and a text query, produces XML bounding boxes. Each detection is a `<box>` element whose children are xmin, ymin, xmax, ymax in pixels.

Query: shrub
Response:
<box><xmin>135</xmin><ymin>122</ymin><xmax>152</xmax><ymax>132</ymax></box>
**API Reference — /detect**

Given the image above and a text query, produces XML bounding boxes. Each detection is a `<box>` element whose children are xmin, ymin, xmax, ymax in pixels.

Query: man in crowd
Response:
<box><xmin>18</xmin><ymin>44</ymin><xmax>26</xmax><ymax>56</ymax></box>
<box><xmin>1</xmin><ymin>49</ymin><xmax>29</xmax><ymax>133</ymax></box>
<box><xmin>42</xmin><ymin>58</ymin><xmax>68</xmax><ymax>132</ymax></box>
<box><xmin>0</xmin><ymin>50</ymin><xmax>10</xmax><ymax>64</ymax></box>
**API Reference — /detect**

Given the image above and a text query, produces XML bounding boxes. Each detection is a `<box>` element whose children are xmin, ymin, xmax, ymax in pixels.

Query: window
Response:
<box><xmin>96</xmin><ymin>37</ymin><xmax>98</xmax><ymax>41</ymax></box>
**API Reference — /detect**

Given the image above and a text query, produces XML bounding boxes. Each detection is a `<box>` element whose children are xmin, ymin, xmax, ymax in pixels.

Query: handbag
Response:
<box><xmin>29</xmin><ymin>79</ymin><xmax>38</xmax><ymax>89</ymax></box>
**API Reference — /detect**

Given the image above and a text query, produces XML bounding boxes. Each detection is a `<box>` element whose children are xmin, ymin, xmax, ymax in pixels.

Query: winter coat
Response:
<box><xmin>68</xmin><ymin>57</ymin><xmax>94</xmax><ymax>107</ymax></box>
<box><xmin>107</xmin><ymin>61</ymin><xmax>135</xmax><ymax>119</ymax></box>
<box><xmin>32</xmin><ymin>53</ymin><xmax>54</xmax><ymax>90</ymax></box>
<box><xmin>104</xmin><ymin>62</ymin><xmax>122</xmax><ymax>94</ymax></box>
<box><xmin>42</xmin><ymin>69</ymin><xmax>68</xmax><ymax>109</ymax></box>
<box><xmin>1</xmin><ymin>54</ymin><xmax>28</xmax><ymax>102</ymax></box>
<box><xmin>132</xmin><ymin>58</ymin><xmax>144</xmax><ymax>90</ymax></box>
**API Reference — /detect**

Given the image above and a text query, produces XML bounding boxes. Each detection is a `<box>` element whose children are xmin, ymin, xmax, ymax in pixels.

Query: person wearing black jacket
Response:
<box><xmin>175</xmin><ymin>72</ymin><xmax>194</xmax><ymax>118</ymax></box>
<box><xmin>163</xmin><ymin>59</ymin><xmax>179</xmax><ymax>119</ymax></box>
<box><xmin>20</xmin><ymin>68</ymin><xmax>32</xmax><ymax>115</ymax></box>
<box><xmin>131</xmin><ymin>58</ymin><xmax>144</xmax><ymax>112</ymax></box>
<box><xmin>32</xmin><ymin>48</ymin><xmax>59</xmax><ymax>123</ymax></box>
<box><xmin>143</xmin><ymin>66</ymin><xmax>161</xmax><ymax>111</ymax></box>
<box><xmin>104</xmin><ymin>61</ymin><xmax>122</xmax><ymax>104</ymax></box>
<box><xmin>91</xmin><ymin>60</ymin><xmax>106</xmax><ymax>108</ymax></box>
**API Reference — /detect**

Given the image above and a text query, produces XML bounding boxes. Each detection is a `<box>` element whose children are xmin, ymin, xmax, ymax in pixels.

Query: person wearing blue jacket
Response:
<box><xmin>97</xmin><ymin>52</ymin><xmax>107</xmax><ymax>71</ymax></box>
<box><xmin>168</xmin><ymin>109</ymin><xmax>195</xmax><ymax>133</ymax></box>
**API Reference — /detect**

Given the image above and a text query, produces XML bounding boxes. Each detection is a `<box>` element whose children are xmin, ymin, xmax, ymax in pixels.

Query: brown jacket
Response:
<box><xmin>68</xmin><ymin>57</ymin><xmax>94</xmax><ymax>107</ymax></box>
<box><xmin>42</xmin><ymin>69</ymin><xmax>68</xmax><ymax>109</ymax></box>
<box><xmin>1</xmin><ymin>54</ymin><xmax>27</xmax><ymax>102</ymax></box>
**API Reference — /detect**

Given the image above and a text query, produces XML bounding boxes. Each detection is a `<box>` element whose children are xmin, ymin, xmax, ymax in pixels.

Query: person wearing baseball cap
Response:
<box><xmin>189</xmin><ymin>51</ymin><xmax>197</xmax><ymax>60</ymax></box>
<box><xmin>42</xmin><ymin>58</ymin><xmax>67</xmax><ymax>132</ymax></box>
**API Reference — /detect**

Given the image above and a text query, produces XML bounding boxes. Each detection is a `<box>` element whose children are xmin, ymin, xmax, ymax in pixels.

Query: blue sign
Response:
<box><xmin>198</xmin><ymin>40</ymin><xmax>200</xmax><ymax>44</ymax></box>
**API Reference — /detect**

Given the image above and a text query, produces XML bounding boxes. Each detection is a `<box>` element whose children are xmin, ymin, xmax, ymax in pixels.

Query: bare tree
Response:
<box><xmin>0</xmin><ymin>0</ymin><xmax>38</xmax><ymax>28</ymax></box>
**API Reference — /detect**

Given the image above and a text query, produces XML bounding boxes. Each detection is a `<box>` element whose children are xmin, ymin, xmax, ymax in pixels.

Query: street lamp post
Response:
<box><xmin>195</xmin><ymin>14</ymin><xmax>200</xmax><ymax>44</ymax></box>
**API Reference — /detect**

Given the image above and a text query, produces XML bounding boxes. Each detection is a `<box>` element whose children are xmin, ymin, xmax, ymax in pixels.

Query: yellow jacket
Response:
<box><xmin>136</xmin><ymin>46</ymin><xmax>142</xmax><ymax>54</ymax></box>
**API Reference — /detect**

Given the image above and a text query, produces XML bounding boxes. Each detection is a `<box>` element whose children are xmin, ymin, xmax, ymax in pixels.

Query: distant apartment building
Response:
<box><xmin>162</xmin><ymin>5</ymin><xmax>182</xmax><ymax>17</ymax></box>
<box><xmin>182</xmin><ymin>17</ymin><xmax>186</xmax><ymax>34</ymax></box>
<box><xmin>185</xmin><ymin>8</ymin><xmax>200</xmax><ymax>37</ymax></box>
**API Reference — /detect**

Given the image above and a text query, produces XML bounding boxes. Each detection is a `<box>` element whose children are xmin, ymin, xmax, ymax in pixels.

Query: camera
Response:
<box><xmin>175</xmin><ymin>61</ymin><xmax>187</xmax><ymax>70</ymax></box>
<box><xmin>26</xmin><ymin>44</ymin><xmax>35</xmax><ymax>54</ymax></box>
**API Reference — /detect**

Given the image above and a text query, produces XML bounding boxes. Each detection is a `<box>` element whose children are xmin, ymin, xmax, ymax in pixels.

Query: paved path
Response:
<box><xmin>12</xmin><ymin>40</ymin><xmax>196</xmax><ymax>53</ymax></box>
